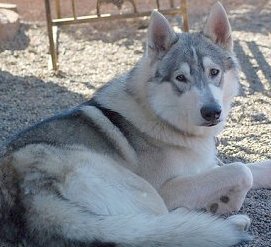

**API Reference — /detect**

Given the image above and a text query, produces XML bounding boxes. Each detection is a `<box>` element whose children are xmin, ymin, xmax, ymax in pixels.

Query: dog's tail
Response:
<box><xmin>62</xmin><ymin>207</ymin><xmax>251</xmax><ymax>247</ymax></box>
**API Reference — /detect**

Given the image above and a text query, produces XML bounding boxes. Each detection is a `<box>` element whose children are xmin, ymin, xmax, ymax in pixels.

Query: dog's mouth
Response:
<box><xmin>201</xmin><ymin>120</ymin><xmax>221</xmax><ymax>127</ymax></box>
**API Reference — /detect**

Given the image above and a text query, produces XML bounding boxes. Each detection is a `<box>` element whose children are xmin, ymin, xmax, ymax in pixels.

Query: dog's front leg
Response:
<box><xmin>159</xmin><ymin>163</ymin><xmax>253</xmax><ymax>214</ymax></box>
<box><xmin>246</xmin><ymin>160</ymin><xmax>271</xmax><ymax>189</ymax></box>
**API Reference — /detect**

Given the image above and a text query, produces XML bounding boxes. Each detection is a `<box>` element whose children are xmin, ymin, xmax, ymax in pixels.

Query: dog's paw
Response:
<box><xmin>227</xmin><ymin>214</ymin><xmax>251</xmax><ymax>232</ymax></box>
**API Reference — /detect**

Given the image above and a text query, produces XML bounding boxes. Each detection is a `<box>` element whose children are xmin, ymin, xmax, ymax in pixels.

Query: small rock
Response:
<box><xmin>0</xmin><ymin>9</ymin><xmax>20</xmax><ymax>42</ymax></box>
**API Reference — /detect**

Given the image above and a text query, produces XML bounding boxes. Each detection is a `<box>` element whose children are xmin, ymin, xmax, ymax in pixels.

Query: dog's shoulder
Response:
<box><xmin>1</xmin><ymin>99</ymin><xmax>140</xmax><ymax>165</ymax></box>
<box><xmin>1</xmin><ymin>102</ymin><xmax>106</xmax><ymax>156</ymax></box>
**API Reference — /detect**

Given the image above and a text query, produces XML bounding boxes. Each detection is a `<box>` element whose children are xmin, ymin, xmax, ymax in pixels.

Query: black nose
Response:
<box><xmin>200</xmin><ymin>104</ymin><xmax>221</xmax><ymax>122</ymax></box>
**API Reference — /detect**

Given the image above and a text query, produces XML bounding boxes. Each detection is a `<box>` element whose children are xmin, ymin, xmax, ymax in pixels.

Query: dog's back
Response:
<box><xmin>4</xmin><ymin>106</ymin><xmax>111</xmax><ymax>155</ymax></box>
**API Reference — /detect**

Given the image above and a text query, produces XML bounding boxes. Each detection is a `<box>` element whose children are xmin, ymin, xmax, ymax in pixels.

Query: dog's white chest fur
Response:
<box><xmin>138</xmin><ymin>139</ymin><xmax>217</xmax><ymax>190</ymax></box>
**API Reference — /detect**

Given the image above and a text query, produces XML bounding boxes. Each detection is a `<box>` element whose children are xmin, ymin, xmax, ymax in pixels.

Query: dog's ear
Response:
<box><xmin>203</xmin><ymin>2</ymin><xmax>233</xmax><ymax>51</ymax></box>
<box><xmin>147</xmin><ymin>10</ymin><xmax>178</xmax><ymax>57</ymax></box>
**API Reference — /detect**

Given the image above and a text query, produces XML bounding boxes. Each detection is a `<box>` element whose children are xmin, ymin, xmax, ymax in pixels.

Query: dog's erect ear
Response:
<box><xmin>203</xmin><ymin>2</ymin><xmax>233</xmax><ymax>51</ymax></box>
<box><xmin>147</xmin><ymin>10</ymin><xmax>178</xmax><ymax>57</ymax></box>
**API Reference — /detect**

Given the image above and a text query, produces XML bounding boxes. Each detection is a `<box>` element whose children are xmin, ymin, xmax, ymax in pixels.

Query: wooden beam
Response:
<box><xmin>0</xmin><ymin>3</ymin><xmax>17</xmax><ymax>12</ymax></box>
<box><xmin>52</xmin><ymin>8</ymin><xmax>184</xmax><ymax>26</ymax></box>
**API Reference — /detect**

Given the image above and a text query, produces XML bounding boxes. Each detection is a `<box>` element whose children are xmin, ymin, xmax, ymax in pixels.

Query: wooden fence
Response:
<box><xmin>44</xmin><ymin>0</ymin><xmax>189</xmax><ymax>70</ymax></box>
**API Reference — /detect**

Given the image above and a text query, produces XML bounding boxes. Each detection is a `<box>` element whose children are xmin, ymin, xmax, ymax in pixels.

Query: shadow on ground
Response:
<box><xmin>234</xmin><ymin>40</ymin><xmax>271</xmax><ymax>96</ymax></box>
<box><xmin>0</xmin><ymin>70</ymin><xmax>87</xmax><ymax>147</ymax></box>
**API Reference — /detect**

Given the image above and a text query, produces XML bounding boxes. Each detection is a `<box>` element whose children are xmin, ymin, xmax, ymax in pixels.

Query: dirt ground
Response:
<box><xmin>0</xmin><ymin>0</ymin><xmax>271</xmax><ymax>246</ymax></box>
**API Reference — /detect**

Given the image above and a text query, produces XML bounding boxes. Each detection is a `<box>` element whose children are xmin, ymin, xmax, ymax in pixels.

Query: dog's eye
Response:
<box><xmin>176</xmin><ymin>74</ymin><xmax>187</xmax><ymax>82</ymax></box>
<box><xmin>210</xmin><ymin>68</ymin><xmax>220</xmax><ymax>77</ymax></box>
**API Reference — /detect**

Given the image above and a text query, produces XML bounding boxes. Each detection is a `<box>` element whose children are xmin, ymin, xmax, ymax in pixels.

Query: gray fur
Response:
<box><xmin>154</xmin><ymin>32</ymin><xmax>238</xmax><ymax>92</ymax></box>
<box><xmin>0</xmin><ymin>5</ymin><xmax>253</xmax><ymax>247</ymax></box>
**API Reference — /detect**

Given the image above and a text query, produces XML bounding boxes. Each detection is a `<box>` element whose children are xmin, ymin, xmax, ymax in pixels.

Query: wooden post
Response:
<box><xmin>156</xmin><ymin>0</ymin><xmax>160</xmax><ymax>10</ymax></box>
<box><xmin>180</xmin><ymin>0</ymin><xmax>189</xmax><ymax>32</ymax></box>
<box><xmin>96</xmin><ymin>0</ymin><xmax>101</xmax><ymax>16</ymax></box>
<box><xmin>71</xmin><ymin>0</ymin><xmax>77</xmax><ymax>20</ymax></box>
<box><xmin>55</xmin><ymin>0</ymin><xmax>61</xmax><ymax>18</ymax></box>
<box><xmin>44</xmin><ymin>0</ymin><xmax>58</xmax><ymax>71</ymax></box>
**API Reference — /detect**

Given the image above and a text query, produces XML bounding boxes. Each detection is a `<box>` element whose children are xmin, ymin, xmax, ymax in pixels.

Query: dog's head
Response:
<box><xmin>142</xmin><ymin>2</ymin><xmax>239</xmax><ymax>136</ymax></box>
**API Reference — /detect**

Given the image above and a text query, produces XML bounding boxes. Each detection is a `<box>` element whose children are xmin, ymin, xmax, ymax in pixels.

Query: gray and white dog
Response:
<box><xmin>1</xmin><ymin>2</ymin><xmax>271</xmax><ymax>247</ymax></box>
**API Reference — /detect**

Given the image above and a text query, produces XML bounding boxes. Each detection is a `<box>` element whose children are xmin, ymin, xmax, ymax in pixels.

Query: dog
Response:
<box><xmin>0</xmin><ymin>2</ymin><xmax>270</xmax><ymax>247</ymax></box>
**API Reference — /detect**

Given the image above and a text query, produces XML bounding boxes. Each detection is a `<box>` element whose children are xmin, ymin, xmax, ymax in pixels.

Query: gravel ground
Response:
<box><xmin>0</xmin><ymin>0</ymin><xmax>271</xmax><ymax>246</ymax></box>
